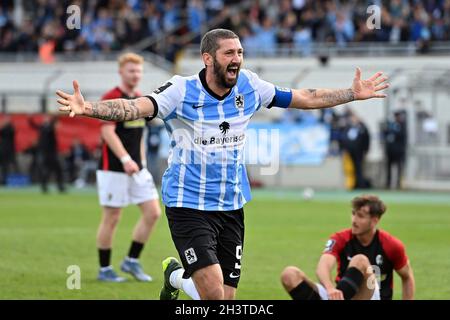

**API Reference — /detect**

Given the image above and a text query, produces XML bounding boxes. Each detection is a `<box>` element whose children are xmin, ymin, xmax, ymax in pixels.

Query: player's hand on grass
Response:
<box><xmin>327</xmin><ymin>287</ymin><xmax>344</xmax><ymax>300</ymax></box>
<box><xmin>123</xmin><ymin>159</ymin><xmax>140</xmax><ymax>176</ymax></box>
<box><xmin>351</xmin><ymin>67</ymin><xmax>389</xmax><ymax>101</ymax></box>
<box><xmin>56</xmin><ymin>80</ymin><xmax>85</xmax><ymax>117</ymax></box>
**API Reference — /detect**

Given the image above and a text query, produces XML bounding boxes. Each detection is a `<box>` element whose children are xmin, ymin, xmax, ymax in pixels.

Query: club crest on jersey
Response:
<box><xmin>376</xmin><ymin>254</ymin><xmax>384</xmax><ymax>266</ymax></box>
<box><xmin>185</xmin><ymin>248</ymin><xmax>197</xmax><ymax>265</ymax></box>
<box><xmin>324</xmin><ymin>239</ymin><xmax>336</xmax><ymax>252</ymax></box>
<box><xmin>235</xmin><ymin>94</ymin><xmax>244</xmax><ymax>108</ymax></box>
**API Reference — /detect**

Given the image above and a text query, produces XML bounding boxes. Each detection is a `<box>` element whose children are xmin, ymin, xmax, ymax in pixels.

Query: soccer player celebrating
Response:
<box><xmin>56</xmin><ymin>29</ymin><xmax>389</xmax><ymax>299</ymax></box>
<box><xmin>95</xmin><ymin>53</ymin><xmax>161</xmax><ymax>282</ymax></box>
<box><xmin>281</xmin><ymin>195</ymin><xmax>415</xmax><ymax>300</ymax></box>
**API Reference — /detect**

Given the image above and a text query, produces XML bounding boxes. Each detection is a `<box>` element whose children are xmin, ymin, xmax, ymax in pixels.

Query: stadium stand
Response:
<box><xmin>1</xmin><ymin>0</ymin><xmax>450</xmax><ymax>60</ymax></box>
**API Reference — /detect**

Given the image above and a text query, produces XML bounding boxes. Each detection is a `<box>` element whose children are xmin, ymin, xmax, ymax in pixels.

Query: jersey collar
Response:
<box><xmin>354</xmin><ymin>229</ymin><xmax>379</xmax><ymax>248</ymax></box>
<box><xmin>199</xmin><ymin>68</ymin><xmax>233</xmax><ymax>101</ymax></box>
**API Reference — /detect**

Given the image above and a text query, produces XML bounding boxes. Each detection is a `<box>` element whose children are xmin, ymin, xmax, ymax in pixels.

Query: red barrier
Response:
<box><xmin>0</xmin><ymin>114</ymin><xmax>102</xmax><ymax>154</ymax></box>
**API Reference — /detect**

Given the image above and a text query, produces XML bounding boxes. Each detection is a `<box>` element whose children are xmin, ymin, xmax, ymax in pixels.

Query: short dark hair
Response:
<box><xmin>200</xmin><ymin>29</ymin><xmax>239</xmax><ymax>56</ymax></box>
<box><xmin>352</xmin><ymin>195</ymin><xmax>387</xmax><ymax>218</ymax></box>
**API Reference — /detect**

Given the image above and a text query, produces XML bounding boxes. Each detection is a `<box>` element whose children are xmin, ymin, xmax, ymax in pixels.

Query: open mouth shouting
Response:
<box><xmin>226</xmin><ymin>64</ymin><xmax>240</xmax><ymax>78</ymax></box>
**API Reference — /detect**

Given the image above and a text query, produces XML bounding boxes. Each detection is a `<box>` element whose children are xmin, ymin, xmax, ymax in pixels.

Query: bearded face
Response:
<box><xmin>212</xmin><ymin>56</ymin><xmax>240</xmax><ymax>89</ymax></box>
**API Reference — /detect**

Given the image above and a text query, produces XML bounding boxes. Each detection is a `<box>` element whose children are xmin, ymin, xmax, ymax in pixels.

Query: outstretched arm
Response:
<box><xmin>56</xmin><ymin>80</ymin><xmax>155</xmax><ymax>121</ymax></box>
<box><xmin>289</xmin><ymin>68</ymin><xmax>389</xmax><ymax>109</ymax></box>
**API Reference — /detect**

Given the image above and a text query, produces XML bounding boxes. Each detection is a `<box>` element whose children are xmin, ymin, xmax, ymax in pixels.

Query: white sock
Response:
<box><xmin>100</xmin><ymin>265</ymin><xmax>113</xmax><ymax>272</ymax></box>
<box><xmin>125</xmin><ymin>257</ymin><xmax>138</xmax><ymax>263</ymax></box>
<box><xmin>169</xmin><ymin>268</ymin><xmax>200</xmax><ymax>300</ymax></box>
<box><xmin>169</xmin><ymin>268</ymin><xmax>183</xmax><ymax>289</ymax></box>
<box><xmin>181</xmin><ymin>277</ymin><xmax>201</xmax><ymax>300</ymax></box>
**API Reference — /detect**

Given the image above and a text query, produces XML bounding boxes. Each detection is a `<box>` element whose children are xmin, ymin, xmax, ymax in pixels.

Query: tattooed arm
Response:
<box><xmin>289</xmin><ymin>68</ymin><xmax>389</xmax><ymax>110</ymax></box>
<box><xmin>290</xmin><ymin>88</ymin><xmax>355</xmax><ymax>109</ymax></box>
<box><xmin>56</xmin><ymin>80</ymin><xmax>155</xmax><ymax>121</ymax></box>
<box><xmin>85</xmin><ymin>98</ymin><xmax>146</xmax><ymax>121</ymax></box>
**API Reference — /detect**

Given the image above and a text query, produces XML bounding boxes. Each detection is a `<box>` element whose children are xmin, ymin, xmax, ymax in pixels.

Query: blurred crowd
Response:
<box><xmin>238</xmin><ymin>0</ymin><xmax>450</xmax><ymax>55</ymax></box>
<box><xmin>1</xmin><ymin>0</ymin><xmax>450</xmax><ymax>60</ymax></box>
<box><xmin>0</xmin><ymin>0</ymin><xmax>236</xmax><ymax>61</ymax></box>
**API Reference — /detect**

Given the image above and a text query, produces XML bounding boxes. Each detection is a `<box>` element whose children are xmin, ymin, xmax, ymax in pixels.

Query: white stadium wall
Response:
<box><xmin>0</xmin><ymin>61</ymin><xmax>172</xmax><ymax>112</ymax></box>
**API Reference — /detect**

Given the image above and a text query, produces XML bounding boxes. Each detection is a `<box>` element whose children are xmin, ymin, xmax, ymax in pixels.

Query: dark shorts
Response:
<box><xmin>165</xmin><ymin>206</ymin><xmax>245</xmax><ymax>288</ymax></box>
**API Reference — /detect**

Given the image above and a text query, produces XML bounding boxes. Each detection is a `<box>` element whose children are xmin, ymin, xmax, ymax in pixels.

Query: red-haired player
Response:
<box><xmin>95</xmin><ymin>53</ymin><xmax>161</xmax><ymax>282</ymax></box>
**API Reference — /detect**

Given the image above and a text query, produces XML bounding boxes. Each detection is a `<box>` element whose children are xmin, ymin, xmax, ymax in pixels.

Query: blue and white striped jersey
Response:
<box><xmin>149</xmin><ymin>68</ymin><xmax>292</xmax><ymax>211</ymax></box>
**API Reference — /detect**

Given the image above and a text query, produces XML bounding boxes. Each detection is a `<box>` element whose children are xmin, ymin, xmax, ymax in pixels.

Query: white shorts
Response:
<box><xmin>316</xmin><ymin>281</ymin><xmax>380</xmax><ymax>300</ymax></box>
<box><xmin>96</xmin><ymin>169</ymin><xmax>159</xmax><ymax>208</ymax></box>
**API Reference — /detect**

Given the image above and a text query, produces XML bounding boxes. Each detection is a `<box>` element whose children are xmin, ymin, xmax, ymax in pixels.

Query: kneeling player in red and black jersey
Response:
<box><xmin>281</xmin><ymin>195</ymin><xmax>415</xmax><ymax>300</ymax></box>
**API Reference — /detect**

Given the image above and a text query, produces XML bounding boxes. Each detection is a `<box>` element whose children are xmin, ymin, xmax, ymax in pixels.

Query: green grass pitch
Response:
<box><xmin>1</xmin><ymin>188</ymin><xmax>449</xmax><ymax>299</ymax></box>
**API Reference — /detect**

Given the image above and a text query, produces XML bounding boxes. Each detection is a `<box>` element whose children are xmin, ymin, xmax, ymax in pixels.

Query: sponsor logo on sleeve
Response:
<box><xmin>153</xmin><ymin>82</ymin><xmax>173</xmax><ymax>94</ymax></box>
<box><xmin>324</xmin><ymin>239</ymin><xmax>336</xmax><ymax>252</ymax></box>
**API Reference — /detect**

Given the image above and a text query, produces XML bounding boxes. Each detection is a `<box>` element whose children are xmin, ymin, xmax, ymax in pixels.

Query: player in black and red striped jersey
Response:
<box><xmin>95</xmin><ymin>53</ymin><xmax>161</xmax><ymax>282</ymax></box>
<box><xmin>281</xmin><ymin>195</ymin><xmax>415</xmax><ymax>300</ymax></box>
